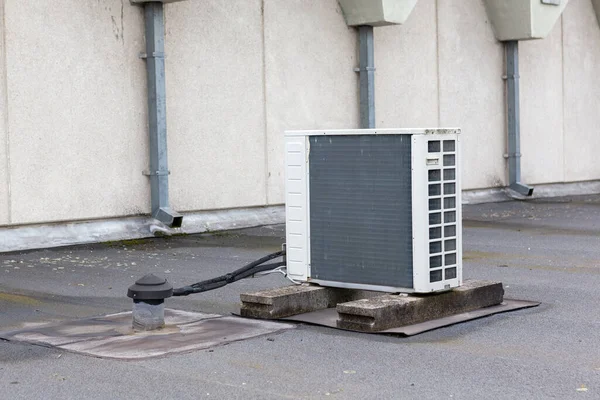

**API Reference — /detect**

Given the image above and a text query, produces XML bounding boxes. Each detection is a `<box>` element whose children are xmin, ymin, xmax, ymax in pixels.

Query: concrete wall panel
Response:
<box><xmin>264</xmin><ymin>0</ymin><xmax>359</xmax><ymax>204</ymax></box>
<box><xmin>165</xmin><ymin>0</ymin><xmax>267</xmax><ymax>211</ymax></box>
<box><xmin>375</xmin><ymin>0</ymin><xmax>438</xmax><ymax>128</ymax></box>
<box><xmin>5</xmin><ymin>0</ymin><xmax>148</xmax><ymax>224</ymax></box>
<box><xmin>0</xmin><ymin>1</ymin><xmax>9</xmax><ymax>225</ymax></box>
<box><xmin>1</xmin><ymin>0</ymin><xmax>600</xmax><ymax>230</ymax></box>
<box><xmin>520</xmin><ymin>20</ymin><xmax>564</xmax><ymax>184</ymax></box>
<box><xmin>437</xmin><ymin>0</ymin><xmax>506</xmax><ymax>190</ymax></box>
<box><xmin>562</xmin><ymin>0</ymin><xmax>600</xmax><ymax>182</ymax></box>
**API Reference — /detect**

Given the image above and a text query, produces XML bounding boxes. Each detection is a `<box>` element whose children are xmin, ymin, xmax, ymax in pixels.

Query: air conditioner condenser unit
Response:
<box><xmin>284</xmin><ymin>128</ymin><xmax>462</xmax><ymax>293</ymax></box>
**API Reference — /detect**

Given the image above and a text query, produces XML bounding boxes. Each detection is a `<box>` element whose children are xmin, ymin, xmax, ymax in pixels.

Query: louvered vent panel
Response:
<box><xmin>427</xmin><ymin>139</ymin><xmax>458</xmax><ymax>283</ymax></box>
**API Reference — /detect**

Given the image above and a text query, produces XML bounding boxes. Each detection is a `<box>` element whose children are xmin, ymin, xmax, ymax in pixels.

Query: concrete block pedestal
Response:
<box><xmin>337</xmin><ymin>280</ymin><xmax>504</xmax><ymax>332</ymax></box>
<box><xmin>240</xmin><ymin>280</ymin><xmax>505</xmax><ymax>332</ymax></box>
<box><xmin>240</xmin><ymin>284</ymin><xmax>379</xmax><ymax>319</ymax></box>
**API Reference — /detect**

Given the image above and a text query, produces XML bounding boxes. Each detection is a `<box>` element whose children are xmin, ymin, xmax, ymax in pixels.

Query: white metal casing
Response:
<box><xmin>482</xmin><ymin>0</ymin><xmax>568</xmax><ymax>41</ymax></box>
<box><xmin>338</xmin><ymin>0</ymin><xmax>419</xmax><ymax>27</ymax></box>
<box><xmin>284</xmin><ymin>128</ymin><xmax>462</xmax><ymax>293</ymax></box>
<box><xmin>131</xmin><ymin>0</ymin><xmax>187</xmax><ymax>4</ymax></box>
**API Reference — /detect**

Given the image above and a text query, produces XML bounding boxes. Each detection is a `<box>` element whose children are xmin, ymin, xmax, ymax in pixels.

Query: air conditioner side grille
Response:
<box><xmin>427</xmin><ymin>139</ymin><xmax>458</xmax><ymax>283</ymax></box>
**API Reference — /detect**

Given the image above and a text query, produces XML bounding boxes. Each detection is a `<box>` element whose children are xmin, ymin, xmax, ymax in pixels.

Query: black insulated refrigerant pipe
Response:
<box><xmin>172</xmin><ymin>250</ymin><xmax>286</xmax><ymax>296</ymax></box>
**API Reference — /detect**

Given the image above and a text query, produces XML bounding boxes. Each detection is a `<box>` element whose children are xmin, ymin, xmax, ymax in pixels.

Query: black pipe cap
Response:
<box><xmin>127</xmin><ymin>274</ymin><xmax>173</xmax><ymax>300</ymax></box>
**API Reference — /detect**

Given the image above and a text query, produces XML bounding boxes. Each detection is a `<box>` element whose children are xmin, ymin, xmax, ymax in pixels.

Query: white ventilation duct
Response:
<box><xmin>338</xmin><ymin>0</ymin><xmax>418</xmax><ymax>27</ymax></box>
<box><xmin>483</xmin><ymin>0</ymin><xmax>569</xmax><ymax>41</ymax></box>
<box><xmin>592</xmin><ymin>0</ymin><xmax>600</xmax><ymax>27</ymax></box>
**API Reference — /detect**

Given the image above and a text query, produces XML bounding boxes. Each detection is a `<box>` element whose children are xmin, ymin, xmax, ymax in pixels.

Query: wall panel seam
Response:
<box><xmin>1</xmin><ymin>0</ymin><xmax>11</xmax><ymax>223</ymax></box>
<box><xmin>261</xmin><ymin>0</ymin><xmax>269</xmax><ymax>205</ymax></box>
<box><xmin>560</xmin><ymin>16</ymin><xmax>566</xmax><ymax>183</ymax></box>
<box><xmin>434</xmin><ymin>0</ymin><xmax>441</xmax><ymax>126</ymax></box>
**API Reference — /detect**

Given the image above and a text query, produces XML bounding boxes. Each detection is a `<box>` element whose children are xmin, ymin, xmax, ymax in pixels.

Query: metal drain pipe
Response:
<box><xmin>141</xmin><ymin>2</ymin><xmax>183</xmax><ymax>227</ymax></box>
<box><xmin>357</xmin><ymin>25</ymin><xmax>375</xmax><ymax>129</ymax></box>
<box><xmin>504</xmin><ymin>40</ymin><xmax>533</xmax><ymax>197</ymax></box>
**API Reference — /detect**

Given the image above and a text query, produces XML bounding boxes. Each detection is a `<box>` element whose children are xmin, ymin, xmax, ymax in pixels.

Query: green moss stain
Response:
<box><xmin>0</xmin><ymin>292</ymin><xmax>41</xmax><ymax>306</ymax></box>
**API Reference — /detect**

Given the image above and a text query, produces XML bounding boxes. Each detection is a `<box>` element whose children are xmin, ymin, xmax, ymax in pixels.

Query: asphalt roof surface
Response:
<box><xmin>2</xmin><ymin>195</ymin><xmax>600</xmax><ymax>399</ymax></box>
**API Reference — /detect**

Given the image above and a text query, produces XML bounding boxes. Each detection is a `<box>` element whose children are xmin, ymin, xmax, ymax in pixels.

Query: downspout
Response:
<box><xmin>504</xmin><ymin>40</ymin><xmax>533</xmax><ymax>197</ymax></box>
<box><xmin>357</xmin><ymin>25</ymin><xmax>375</xmax><ymax>129</ymax></box>
<box><xmin>338</xmin><ymin>1</ymin><xmax>419</xmax><ymax>129</ymax></box>
<box><xmin>140</xmin><ymin>2</ymin><xmax>183</xmax><ymax>227</ymax></box>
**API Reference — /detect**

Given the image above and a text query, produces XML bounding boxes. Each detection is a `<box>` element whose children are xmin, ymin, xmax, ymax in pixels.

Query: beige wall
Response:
<box><xmin>1</xmin><ymin>0</ymin><xmax>600</xmax><ymax>227</ymax></box>
<box><xmin>376</xmin><ymin>0</ymin><xmax>438</xmax><ymax>128</ymax></box>
<box><xmin>263</xmin><ymin>0</ymin><xmax>359</xmax><ymax>204</ymax></box>
<box><xmin>165</xmin><ymin>0</ymin><xmax>267</xmax><ymax>211</ymax></box>
<box><xmin>0</xmin><ymin>1</ymin><xmax>9</xmax><ymax>225</ymax></box>
<box><xmin>520</xmin><ymin>18</ymin><xmax>565</xmax><ymax>184</ymax></box>
<box><xmin>438</xmin><ymin>0</ymin><xmax>507</xmax><ymax>190</ymax></box>
<box><xmin>3</xmin><ymin>0</ymin><xmax>148</xmax><ymax>225</ymax></box>
<box><xmin>563</xmin><ymin>0</ymin><xmax>600</xmax><ymax>182</ymax></box>
<box><xmin>379</xmin><ymin>0</ymin><xmax>510</xmax><ymax>190</ymax></box>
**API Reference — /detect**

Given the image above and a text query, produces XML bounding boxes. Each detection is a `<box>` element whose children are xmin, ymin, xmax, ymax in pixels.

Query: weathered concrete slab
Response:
<box><xmin>240</xmin><ymin>284</ymin><xmax>380</xmax><ymax>319</ymax></box>
<box><xmin>337</xmin><ymin>280</ymin><xmax>504</xmax><ymax>332</ymax></box>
